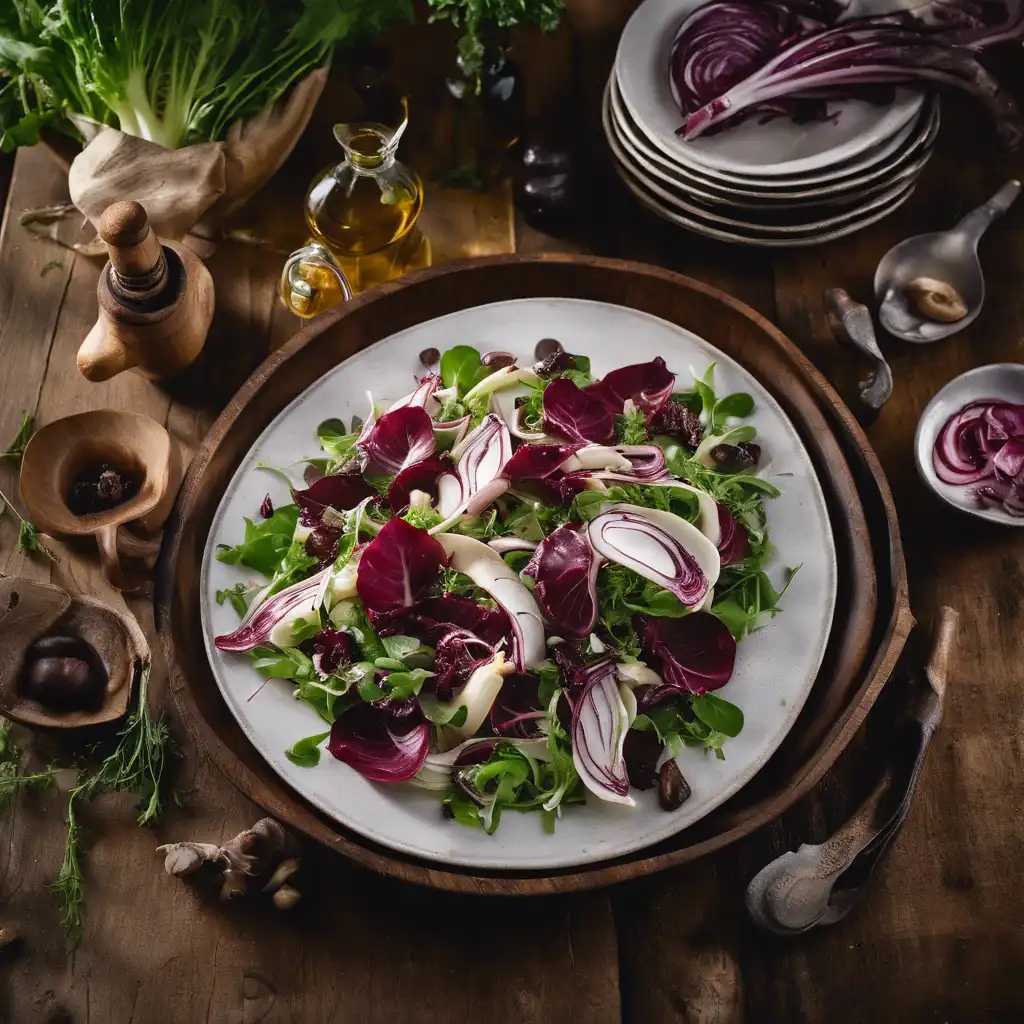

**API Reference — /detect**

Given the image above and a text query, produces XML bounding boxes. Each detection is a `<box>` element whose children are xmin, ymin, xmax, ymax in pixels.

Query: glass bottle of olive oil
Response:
<box><xmin>280</xmin><ymin>120</ymin><xmax>430</xmax><ymax>317</ymax></box>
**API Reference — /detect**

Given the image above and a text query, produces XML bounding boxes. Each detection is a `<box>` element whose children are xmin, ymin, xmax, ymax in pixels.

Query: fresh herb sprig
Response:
<box><xmin>1</xmin><ymin>412</ymin><xmax>34</xmax><ymax>464</ymax></box>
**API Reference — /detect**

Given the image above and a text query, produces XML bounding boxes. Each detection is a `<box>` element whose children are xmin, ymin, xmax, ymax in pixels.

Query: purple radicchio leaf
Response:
<box><xmin>553</xmin><ymin>644</ymin><xmax>615</xmax><ymax>707</ymax></box>
<box><xmin>304</xmin><ymin>526</ymin><xmax>341</xmax><ymax>567</ymax></box>
<box><xmin>523</xmin><ymin>524</ymin><xmax>602</xmax><ymax>637</ymax></box>
<box><xmin>389</xmin><ymin>374</ymin><xmax>443</xmax><ymax>412</ymax></box>
<box><xmin>387</xmin><ymin>456</ymin><xmax>451</xmax><ymax>513</ymax></box>
<box><xmin>311</xmin><ymin>627</ymin><xmax>353</xmax><ymax>677</ymax></box>
<box><xmin>638</xmin><ymin>612</ymin><xmax>737</xmax><ymax>704</ymax></box>
<box><xmin>356</xmin><ymin>516</ymin><xmax>447</xmax><ymax>613</ymax></box>
<box><xmin>294</xmin><ymin>473</ymin><xmax>375</xmax><ymax>527</ymax></box>
<box><xmin>572</xmin><ymin>660</ymin><xmax>633</xmax><ymax>804</ymax></box>
<box><xmin>588</xmin><ymin>357</ymin><xmax>676</xmax><ymax>417</ymax></box>
<box><xmin>371</xmin><ymin>594</ymin><xmax>512</xmax><ymax>648</ymax></box>
<box><xmin>260</xmin><ymin>494</ymin><xmax>274</xmax><ymax>518</ymax></box>
<box><xmin>501</xmin><ymin>442</ymin><xmax>577</xmax><ymax>481</ymax></box>
<box><xmin>432</xmin><ymin>627</ymin><xmax>496</xmax><ymax>701</ymax></box>
<box><xmin>542</xmin><ymin>378</ymin><xmax>616</xmax><ymax>445</ymax></box>
<box><xmin>215</xmin><ymin>567</ymin><xmax>330</xmax><ymax>653</ymax></box>
<box><xmin>490</xmin><ymin>673</ymin><xmax>545</xmax><ymax>738</ymax></box>
<box><xmin>327</xmin><ymin>701</ymin><xmax>430</xmax><ymax>783</ymax></box>
<box><xmin>716</xmin><ymin>504</ymin><xmax>750</xmax><ymax>566</ymax></box>
<box><xmin>359</xmin><ymin>405</ymin><xmax>436</xmax><ymax>477</ymax></box>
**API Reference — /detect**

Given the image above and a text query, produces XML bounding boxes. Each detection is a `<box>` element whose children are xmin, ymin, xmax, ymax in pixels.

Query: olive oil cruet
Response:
<box><xmin>280</xmin><ymin>118</ymin><xmax>430</xmax><ymax>317</ymax></box>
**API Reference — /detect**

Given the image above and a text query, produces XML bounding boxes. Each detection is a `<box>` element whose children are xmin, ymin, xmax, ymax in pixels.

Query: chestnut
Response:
<box><xmin>20</xmin><ymin>635</ymin><xmax>108</xmax><ymax>712</ymax></box>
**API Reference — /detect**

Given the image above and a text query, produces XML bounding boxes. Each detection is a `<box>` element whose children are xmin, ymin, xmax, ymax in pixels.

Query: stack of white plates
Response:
<box><xmin>606</xmin><ymin>0</ymin><xmax>941</xmax><ymax>247</ymax></box>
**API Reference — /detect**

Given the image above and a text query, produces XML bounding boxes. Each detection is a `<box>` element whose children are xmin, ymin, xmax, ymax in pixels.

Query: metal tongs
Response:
<box><xmin>746</xmin><ymin>607</ymin><xmax>959</xmax><ymax>935</ymax></box>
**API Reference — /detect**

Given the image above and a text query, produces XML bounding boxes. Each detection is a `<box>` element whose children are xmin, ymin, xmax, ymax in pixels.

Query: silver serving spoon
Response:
<box><xmin>746</xmin><ymin>607</ymin><xmax>959</xmax><ymax>936</ymax></box>
<box><xmin>875</xmin><ymin>180</ymin><xmax>1021</xmax><ymax>343</ymax></box>
<box><xmin>824</xmin><ymin>287</ymin><xmax>893</xmax><ymax>416</ymax></box>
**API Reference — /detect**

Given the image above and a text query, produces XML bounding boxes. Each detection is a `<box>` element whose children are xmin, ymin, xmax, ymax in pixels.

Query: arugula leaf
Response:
<box><xmin>712</xmin><ymin>558</ymin><xmax>798</xmax><ymax>640</ymax></box>
<box><xmin>285</xmin><ymin>731</ymin><xmax>330</xmax><ymax>768</ymax></box>
<box><xmin>382</xmin><ymin>668</ymin><xmax>435</xmax><ymax>701</ymax></box>
<box><xmin>381</xmin><ymin>635</ymin><xmax>422</xmax><ymax>662</ymax></box>
<box><xmin>693</xmin><ymin>363</ymin><xmax>717</xmax><ymax>420</ymax></box>
<box><xmin>330</xmin><ymin>602</ymin><xmax>388</xmax><ymax>662</ymax></box>
<box><xmin>615</xmin><ymin>407</ymin><xmax>649</xmax><ymax>445</ymax></box>
<box><xmin>691</xmin><ymin>693</ymin><xmax>744</xmax><ymax>737</ymax></box>
<box><xmin>266</xmin><ymin>538</ymin><xmax>319</xmax><ymax>598</ymax></box>
<box><xmin>712</xmin><ymin>392</ymin><xmax>754</xmax><ymax>431</ymax></box>
<box><xmin>440</xmin><ymin>345</ymin><xmax>491</xmax><ymax>396</ymax></box>
<box><xmin>418</xmin><ymin>694</ymin><xmax>468</xmax><ymax>726</ymax></box>
<box><xmin>1</xmin><ymin>412</ymin><xmax>35</xmax><ymax>464</ymax></box>
<box><xmin>250</xmin><ymin>646</ymin><xmax>316</xmax><ymax>682</ymax></box>
<box><xmin>638</xmin><ymin>695</ymin><xmax>741</xmax><ymax>760</ymax></box>
<box><xmin>317</xmin><ymin>418</ymin><xmax>359</xmax><ymax>469</ymax></box>
<box><xmin>536</xmin><ymin>660</ymin><xmax>561</xmax><ymax>707</ymax></box>
<box><xmin>290</xmin><ymin>611</ymin><xmax>322</xmax><ymax>645</ymax></box>
<box><xmin>216</xmin><ymin>504</ymin><xmax>300</xmax><ymax>577</ymax></box>
<box><xmin>215</xmin><ymin>583</ymin><xmax>250</xmax><ymax>617</ymax></box>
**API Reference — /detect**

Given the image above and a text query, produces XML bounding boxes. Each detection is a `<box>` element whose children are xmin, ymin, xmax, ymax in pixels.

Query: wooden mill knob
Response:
<box><xmin>99</xmin><ymin>201</ymin><xmax>167</xmax><ymax>292</ymax></box>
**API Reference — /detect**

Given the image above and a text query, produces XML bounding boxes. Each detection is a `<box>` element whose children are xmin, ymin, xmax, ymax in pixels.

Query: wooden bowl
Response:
<box><xmin>0</xmin><ymin>577</ymin><xmax>149</xmax><ymax>729</ymax></box>
<box><xmin>157</xmin><ymin>255</ymin><xmax>909</xmax><ymax>893</ymax></box>
<box><xmin>20</xmin><ymin>410</ymin><xmax>182</xmax><ymax>591</ymax></box>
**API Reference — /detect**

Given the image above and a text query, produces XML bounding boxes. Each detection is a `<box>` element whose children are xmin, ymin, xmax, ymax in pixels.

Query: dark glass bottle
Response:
<box><xmin>444</xmin><ymin>26</ymin><xmax>525</xmax><ymax>187</ymax></box>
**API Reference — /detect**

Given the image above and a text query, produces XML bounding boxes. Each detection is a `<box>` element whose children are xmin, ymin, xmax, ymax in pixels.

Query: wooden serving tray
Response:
<box><xmin>156</xmin><ymin>255</ymin><xmax>909</xmax><ymax>894</ymax></box>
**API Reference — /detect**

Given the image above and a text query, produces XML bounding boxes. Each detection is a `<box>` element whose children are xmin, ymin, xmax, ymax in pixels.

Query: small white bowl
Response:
<box><xmin>915</xmin><ymin>363</ymin><xmax>1024</xmax><ymax>525</ymax></box>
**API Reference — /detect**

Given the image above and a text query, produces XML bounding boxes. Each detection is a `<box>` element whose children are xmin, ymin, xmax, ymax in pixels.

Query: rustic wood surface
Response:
<box><xmin>2</xmin><ymin>6</ymin><xmax>1023</xmax><ymax>1022</ymax></box>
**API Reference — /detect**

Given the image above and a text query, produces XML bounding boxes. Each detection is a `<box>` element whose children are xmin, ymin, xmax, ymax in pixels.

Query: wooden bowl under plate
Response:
<box><xmin>20</xmin><ymin>410</ymin><xmax>183</xmax><ymax>591</ymax></box>
<box><xmin>157</xmin><ymin>255</ymin><xmax>909</xmax><ymax>894</ymax></box>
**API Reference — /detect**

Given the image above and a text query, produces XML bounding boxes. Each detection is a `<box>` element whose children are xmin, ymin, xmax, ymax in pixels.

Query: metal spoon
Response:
<box><xmin>875</xmin><ymin>180</ymin><xmax>1020</xmax><ymax>343</ymax></box>
<box><xmin>824</xmin><ymin>287</ymin><xmax>893</xmax><ymax>417</ymax></box>
<box><xmin>746</xmin><ymin>606</ymin><xmax>959</xmax><ymax>936</ymax></box>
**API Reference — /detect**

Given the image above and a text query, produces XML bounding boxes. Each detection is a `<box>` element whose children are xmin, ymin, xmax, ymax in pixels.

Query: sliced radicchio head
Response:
<box><xmin>356</xmin><ymin>516</ymin><xmax>447</xmax><ymax>613</ymax></box>
<box><xmin>327</xmin><ymin>700</ymin><xmax>430</xmax><ymax>783</ymax></box>
<box><xmin>542</xmin><ymin>378</ymin><xmax>616</xmax><ymax>445</ymax></box>
<box><xmin>215</xmin><ymin>568</ymin><xmax>330</xmax><ymax>653</ymax></box>
<box><xmin>638</xmin><ymin>612</ymin><xmax>737</xmax><ymax>705</ymax></box>
<box><xmin>359</xmin><ymin>405</ymin><xmax>436</xmax><ymax>476</ymax></box>
<box><xmin>572</xmin><ymin>660</ymin><xmax>633</xmax><ymax>805</ymax></box>
<box><xmin>433</xmin><ymin>627</ymin><xmax>496</xmax><ymax>701</ymax></box>
<box><xmin>387</xmin><ymin>456</ymin><xmax>451</xmax><ymax>513</ymax></box>
<box><xmin>489</xmin><ymin>673</ymin><xmax>544</xmax><ymax>738</ymax></box>
<box><xmin>523</xmin><ymin>524</ymin><xmax>602</xmax><ymax>637</ymax></box>
<box><xmin>589</xmin><ymin>357</ymin><xmax>676</xmax><ymax>417</ymax></box>
<box><xmin>716</xmin><ymin>504</ymin><xmax>750</xmax><ymax>566</ymax></box>
<box><xmin>311</xmin><ymin>627</ymin><xmax>353</xmax><ymax>677</ymax></box>
<box><xmin>436</xmin><ymin>414</ymin><xmax>513</xmax><ymax>518</ymax></box>
<box><xmin>294</xmin><ymin>473</ymin><xmax>375</xmax><ymax>526</ymax></box>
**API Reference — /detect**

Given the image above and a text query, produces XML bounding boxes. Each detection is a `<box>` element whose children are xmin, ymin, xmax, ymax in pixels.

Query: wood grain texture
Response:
<box><xmin>4</xmin><ymin>11</ymin><xmax>1024</xmax><ymax>1021</ymax></box>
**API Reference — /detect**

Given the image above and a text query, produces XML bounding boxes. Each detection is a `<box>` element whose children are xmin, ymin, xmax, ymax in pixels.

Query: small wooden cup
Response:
<box><xmin>19</xmin><ymin>410</ymin><xmax>183</xmax><ymax>591</ymax></box>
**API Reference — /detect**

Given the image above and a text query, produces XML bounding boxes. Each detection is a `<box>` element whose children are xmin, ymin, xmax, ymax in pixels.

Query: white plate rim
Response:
<box><xmin>615</xmin><ymin>0</ymin><xmax>925</xmax><ymax>178</ymax></box>
<box><xmin>200</xmin><ymin>299</ymin><xmax>839</xmax><ymax>869</ymax></box>
<box><xmin>609</xmin><ymin>76</ymin><xmax>940</xmax><ymax>202</ymax></box>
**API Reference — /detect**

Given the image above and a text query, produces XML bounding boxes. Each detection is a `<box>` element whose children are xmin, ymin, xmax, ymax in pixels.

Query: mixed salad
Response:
<box><xmin>212</xmin><ymin>342</ymin><xmax>793</xmax><ymax>833</ymax></box>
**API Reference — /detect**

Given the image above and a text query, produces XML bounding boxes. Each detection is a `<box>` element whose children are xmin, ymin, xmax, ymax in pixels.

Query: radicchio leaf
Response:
<box><xmin>542</xmin><ymin>378</ymin><xmax>616</xmax><ymax>444</ymax></box>
<box><xmin>372</xmin><ymin>594</ymin><xmax>512</xmax><ymax>647</ymax></box>
<box><xmin>589</xmin><ymin>357</ymin><xmax>676</xmax><ymax>417</ymax></box>
<box><xmin>215</xmin><ymin>568</ymin><xmax>330</xmax><ymax>653</ymax></box>
<box><xmin>387</xmin><ymin>456</ymin><xmax>451</xmax><ymax>513</ymax></box>
<box><xmin>311</xmin><ymin>627</ymin><xmax>353</xmax><ymax>677</ymax></box>
<box><xmin>356</xmin><ymin>517</ymin><xmax>446</xmax><ymax>612</ymax></box>
<box><xmin>523</xmin><ymin>525</ymin><xmax>602</xmax><ymax>637</ymax></box>
<box><xmin>433</xmin><ymin>628</ymin><xmax>496</xmax><ymax>701</ymax></box>
<box><xmin>501</xmin><ymin>442</ymin><xmax>577</xmax><ymax>480</ymax></box>
<box><xmin>327</xmin><ymin>701</ymin><xmax>430</xmax><ymax>783</ymax></box>
<box><xmin>360</xmin><ymin>406</ymin><xmax>436</xmax><ymax>476</ymax></box>
<box><xmin>572</xmin><ymin>661</ymin><xmax>633</xmax><ymax>805</ymax></box>
<box><xmin>553</xmin><ymin>644</ymin><xmax>614</xmax><ymax>707</ymax></box>
<box><xmin>294</xmin><ymin>473</ymin><xmax>374</xmax><ymax>526</ymax></box>
<box><xmin>490</xmin><ymin>673</ymin><xmax>545</xmax><ymax>738</ymax></box>
<box><xmin>389</xmin><ymin>373</ymin><xmax>442</xmax><ymax>412</ymax></box>
<box><xmin>638</xmin><ymin>612</ymin><xmax>737</xmax><ymax>703</ymax></box>
<box><xmin>716</xmin><ymin>505</ymin><xmax>750</xmax><ymax>566</ymax></box>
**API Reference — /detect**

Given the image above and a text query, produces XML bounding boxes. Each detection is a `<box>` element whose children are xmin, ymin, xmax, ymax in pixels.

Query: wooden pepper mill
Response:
<box><xmin>77</xmin><ymin>201</ymin><xmax>214</xmax><ymax>382</ymax></box>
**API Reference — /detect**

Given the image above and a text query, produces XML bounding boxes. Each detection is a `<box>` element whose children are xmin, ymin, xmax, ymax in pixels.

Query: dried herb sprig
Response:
<box><xmin>48</xmin><ymin>663</ymin><xmax>177</xmax><ymax>946</ymax></box>
<box><xmin>1</xmin><ymin>411</ymin><xmax>34</xmax><ymax>464</ymax></box>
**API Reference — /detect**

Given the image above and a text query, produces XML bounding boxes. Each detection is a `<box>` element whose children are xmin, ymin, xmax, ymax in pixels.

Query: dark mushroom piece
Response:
<box><xmin>709</xmin><ymin>442</ymin><xmax>761</xmax><ymax>472</ymax></box>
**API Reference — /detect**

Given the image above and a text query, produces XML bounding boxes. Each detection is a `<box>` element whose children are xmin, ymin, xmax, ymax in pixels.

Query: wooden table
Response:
<box><xmin>2</xmin><ymin>12</ymin><xmax>1023</xmax><ymax>1023</ymax></box>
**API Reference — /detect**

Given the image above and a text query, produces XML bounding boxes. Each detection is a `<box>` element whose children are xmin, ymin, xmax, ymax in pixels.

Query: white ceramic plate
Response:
<box><xmin>609</xmin><ymin>76</ymin><xmax>940</xmax><ymax>204</ymax></box>
<box><xmin>605</xmin><ymin>88</ymin><xmax>924</xmax><ymax>234</ymax></box>
<box><xmin>915</xmin><ymin>363</ymin><xmax>1024</xmax><ymax>526</ymax></box>
<box><xmin>616</xmin><ymin>0</ymin><xmax>925</xmax><ymax>178</ymax></box>
<box><xmin>202</xmin><ymin>299</ymin><xmax>837</xmax><ymax>870</ymax></box>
